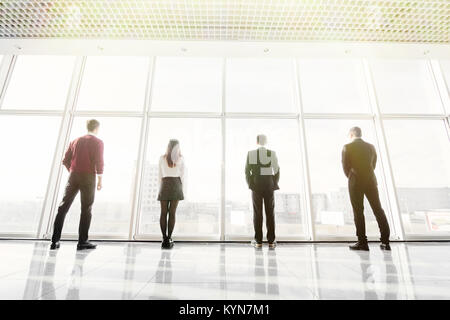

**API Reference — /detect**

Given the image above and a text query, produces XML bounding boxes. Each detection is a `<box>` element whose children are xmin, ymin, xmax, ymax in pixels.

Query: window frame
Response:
<box><xmin>0</xmin><ymin>55</ymin><xmax>448</xmax><ymax>241</ymax></box>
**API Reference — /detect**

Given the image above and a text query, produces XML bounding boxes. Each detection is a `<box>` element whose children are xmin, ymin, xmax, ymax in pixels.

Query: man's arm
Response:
<box><xmin>62</xmin><ymin>142</ymin><xmax>73</xmax><ymax>172</ymax></box>
<box><xmin>95</xmin><ymin>140</ymin><xmax>104</xmax><ymax>191</ymax></box>
<box><xmin>342</xmin><ymin>145</ymin><xmax>351</xmax><ymax>178</ymax></box>
<box><xmin>272</xmin><ymin>151</ymin><xmax>280</xmax><ymax>185</ymax></box>
<box><xmin>245</xmin><ymin>152</ymin><xmax>252</xmax><ymax>188</ymax></box>
<box><xmin>179</xmin><ymin>156</ymin><xmax>185</xmax><ymax>186</ymax></box>
<box><xmin>371</xmin><ymin>144</ymin><xmax>377</xmax><ymax>170</ymax></box>
<box><xmin>179</xmin><ymin>157</ymin><xmax>187</xmax><ymax>197</ymax></box>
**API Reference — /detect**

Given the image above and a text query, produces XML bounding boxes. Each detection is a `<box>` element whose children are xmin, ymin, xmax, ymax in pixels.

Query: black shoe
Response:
<box><xmin>349</xmin><ymin>242</ymin><xmax>369</xmax><ymax>251</ymax></box>
<box><xmin>50</xmin><ymin>242</ymin><xmax>60</xmax><ymax>250</ymax></box>
<box><xmin>251</xmin><ymin>240</ymin><xmax>262</xmax><ymax>248</ymax></box>
<box><xmin>162</xmin><ymin>238</ymin><xmax>172</xmax><ymax>249</ymax></box>
<box><xmin>77</xmin><ymin>242</ymin><xmax>97</xmax><ymax>250</ymax></box>
<box><xmin>380</xmin><ymin>243</ymin><xmax>391</xmax><ymax>251</ymax></box>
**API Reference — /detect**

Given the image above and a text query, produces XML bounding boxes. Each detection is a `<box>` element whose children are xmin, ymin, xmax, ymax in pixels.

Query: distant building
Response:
<box><xmin>311</xmin><ymin>187</ymin><xmax>450</xmax><ymax>228</ymax></box>
<box><xmin>140</xmin><ymin>162</ymin><xmax>160</xmax><ymax>214</ymax></box>
<box><xmin>397</xmin><ymin>188</ymin><xmax>450</xmax><ymax>214</ymax></box>
<box><xmin>275</xmin><ymin>193</ymin><xmax>302</xmax><ymax>223</ymax></box>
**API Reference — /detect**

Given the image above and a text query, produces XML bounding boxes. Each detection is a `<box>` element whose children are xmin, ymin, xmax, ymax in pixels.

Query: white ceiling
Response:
<box><xmin>0</xmin><ymin>0</ymin><xmax>448</xmax><ymax>43</ymax></box>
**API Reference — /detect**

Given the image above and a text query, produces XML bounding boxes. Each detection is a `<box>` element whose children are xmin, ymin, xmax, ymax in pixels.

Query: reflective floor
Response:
<box><xmin>0</xmin><ymin>240</ymin><xmax>449</xmax><ymax>300</ymax></box>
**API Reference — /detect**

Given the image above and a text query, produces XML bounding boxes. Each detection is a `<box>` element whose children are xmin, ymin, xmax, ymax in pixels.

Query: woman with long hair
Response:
<box><xmin>157</xmin><ymin>139</ymin><xmax>185</xmax><ymax>249</ymax></box>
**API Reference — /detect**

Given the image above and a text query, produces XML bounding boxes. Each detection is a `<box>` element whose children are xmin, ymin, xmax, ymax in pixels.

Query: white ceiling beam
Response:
<box><xmin>0</xmin><ymin>39</ymin><xmax>449</xmax><ymax>58</ymax></box>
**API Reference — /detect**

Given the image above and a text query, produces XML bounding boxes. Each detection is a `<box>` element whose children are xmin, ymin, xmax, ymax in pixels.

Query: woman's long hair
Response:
<box><xmin>165</xmin><ymin>139</ymin><xmax>181</xmax><ymax>168</ymax></box>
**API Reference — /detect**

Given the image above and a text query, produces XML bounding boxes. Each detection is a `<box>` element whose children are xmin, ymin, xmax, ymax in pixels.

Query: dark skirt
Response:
<box><xmin>157</xmin><ymin>177</ymin><xmax>184</xmax><ymax>201</ymax></box>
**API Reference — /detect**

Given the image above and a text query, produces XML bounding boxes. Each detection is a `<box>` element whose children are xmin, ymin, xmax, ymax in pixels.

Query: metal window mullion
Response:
<box><xmin>146</xmin><ymin>112</ymin><xmax>298</xmax><ymax>119</ymax></box>
<box><xmin>446</xmin><ymin>116</ymin><xmax>450</xmax><ymax>143</ymax></box>
<box><xmin>220</xmin><ymin>57</ymin><xmax>226</xmax><ymax>241</ymax></box>
<box><xmin>134</xmin><ymin>234</ymin><xmax>226</xmax><ymax>241</ymax></box>
<box><xmin>38</xmin><ymin>56</ymin><xmax>86</xmax><ymax>238</ymax></box>
<box><xmin>294</xmin><ymin>59</ymin><xmax>315</xmax><ymax>241</ymax></box>
<box><xmin>0</xmin><ymin>233</ymin><xmax>41</xmax><ymax>239</ymax></box>
<box><xmin>405</xmin><ymin>233</ymin><xmax>450</xmax><ymax>241</ymax></box>
<box><xmin>147</xmin><ymin>111</ymin><xmax>221</xmax><ymax>118</ymax></box>
<box><xmin>129</xmin><ymin>57</ymin><xmax>155</xmax><ymax>239</ymax></box>
<box><xmin>53</xmin><ymin>233</ymin><xmax>129</xmax><ymax>241</ymax></box>
<box><xmin>362</xmin><ymin>58</ymin><xmax>405</xmax><ymax>241</ymax></box>
<box><xmin>0</xmin><ymin>109</ymin><xmax>64</xmax><ymax>116</ymax></box>
<box><xmin>302</xmin><ymin>113</ymin><xmax>373</xmax><ymax>119</ymax></box>
<box><xmin>72</xmin><ymin>110</ymin><xmax>144</xmax><ymax>117</ymax></box>
<box><xmin>380</xmin><ymin>113</ymin><xmax>447</xmax><ymax>120</ymax></box>
<box><xmin>221</xmin><ymin>235</ymin><xmax>314</xmax><ymax>241</ymax></box>
<box><xmin>225</xmin><ymin>112</ymin><xmax>298</xmax><ymax>119</ymax></box>
<box><xmin>0</xmin><ymin>55</ymin><xmax>16</xmax><ymax>109</ymax></box>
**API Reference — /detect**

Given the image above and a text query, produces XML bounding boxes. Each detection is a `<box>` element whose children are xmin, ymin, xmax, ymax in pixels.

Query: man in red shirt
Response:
<box><xmin>50</xmin><ymin>119</ymin><xmax>104</xmax><ymax>250</ymax></box>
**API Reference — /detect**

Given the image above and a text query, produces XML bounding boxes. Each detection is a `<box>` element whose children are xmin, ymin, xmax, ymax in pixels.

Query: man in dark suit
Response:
<box><xmin>50</xmin><ymin>119</ymin><xmax>104</xmax><ymax>251</ymax></box>
<box><xmin>342</xmin><ymin>127</ymin><xmax>390</xmax><ymax>251</ymax></box>
<box><xmin>246</xmin><ymin>134</ymin><xmax>280</xmax><ymax>249</ymax></box>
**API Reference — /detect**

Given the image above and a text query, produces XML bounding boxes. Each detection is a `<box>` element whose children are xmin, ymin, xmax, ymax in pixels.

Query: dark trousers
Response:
<box><xmin>348</xmin><ymin>178</ymin><xmax>390</xmax><ymax>244</ymax></box>
<box><xmin>51</xmin><ymin>172</ymin><xmax>96</xmax><ymax>244</ymax></box>
<box><xmin>252</xmin><ymin>190</ymin><xmax>276</xmax><ymax>243</ymax></box>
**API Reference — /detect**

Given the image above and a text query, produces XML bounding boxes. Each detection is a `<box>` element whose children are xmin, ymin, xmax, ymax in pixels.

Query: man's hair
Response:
<box><xmin>257</xmin><ymin>134</ymin><xmax>267</xmax><ymax>146</ymax></box>
<box><xmin>87</xmin><ymin>119</ymin><xmax>100</xmax><ymax>132</ymax></box>
<box><xmin>349</xmin><ymin>126</ymin><xmax>362</xmax><ymax>138</ymax></box>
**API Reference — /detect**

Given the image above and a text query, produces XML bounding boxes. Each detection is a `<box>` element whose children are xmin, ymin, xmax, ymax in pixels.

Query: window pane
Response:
<box><xmin>151</xmin><ymin>58</ymin><xmax>222</xmax><ymax>112</ymax></box>
<box><xmin>384</xmin><ymin>120</ymin><xmax>450</xmax><ymax>235</ymax></box>
<box><xmin>2</xmin><ymin>56</ymin><xmax>75</xmax><ymax>110</ymax></box>
<box><xmin>77</xmin><ymin>56</ymin><xmax>149</xmax><ymax>111</ymax></box>
<box><xmin>226</xmin><ymin>119</ymin><xmax>305</xmax><ymax>238</ymax></box>
<box><xmin>0</xmin><ymin>116</ymin><xmax>61</xmax><ymax>233</ymax></box>
<box><xmin>304</xmin><ymin>119</ymin><xmax>391</xmax><ymax>238</ymax></box>
<box><xmin>299</xmin><ymin>59</ymin><xmax>370</xmax><ymax>113</ymax></box>
<box><xmin>56</xmin><ymin>117</ymin><xmax>141</xmax><ymax>236</ymax></box>
<box><xmin>226</xmin><ymin>59</ymin><xmax>296</xmax><ymax>113</ymax></box>
<box><xmin>139</xmin><ymin>118</ymin><xmax>221</xmax><ymax>236</ymax></box>
<box><xmin>370</xmin><ymin>60</ymin><xmax>442</xmax><ymax>114</ymax></box>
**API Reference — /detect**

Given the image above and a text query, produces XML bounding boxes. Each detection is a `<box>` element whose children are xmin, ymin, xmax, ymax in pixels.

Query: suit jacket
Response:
<box><xmin>245</xmin><ymin>147</ymin><xmax>280</xmax><ymax>192</ymax></box>
<box><xmin>341</xmin><ymin>138</ymin><xmax>377</xmax><ymax>185</ymax></box>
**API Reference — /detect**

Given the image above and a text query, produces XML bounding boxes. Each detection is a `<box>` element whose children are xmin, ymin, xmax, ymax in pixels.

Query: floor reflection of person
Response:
<box><xmin>354</xmin><ymin>251</ymin><xmax>399</xmax><ymax>300</ymax></box>
<box><xmin>342</xmin><ymin>126</ymin><xmax>390</xmax><ymax>251</ymax></box>
<box><xmin>267</xmin><ymin>249</ymin><xmax>280</xmax><ymax>296</ymax></box>
<box><xmin>65</xmin><ymin>250</ymin><xmax>93</xmax><ymax>300</ymax></box>
<box><xmin>40</xmin><ymin>250</ymin><xmax>58</xmax><ymax>300</ymax></box>
<box><xmin>148</xmin><ymin>251</ymin><xmax>174</xmax><ymax>300</ymax></box>
<box><xmin>22</xmin><ymin>242</ymin><xmax>49</xmax><ymax>300</ymax></box>
<box><xmin>121</xmin><ymin>243</ymin><xmax>140</xmax><ymax>300</ymax></box>
<box><xmin>254</xmin><ymin>249</ymin><xmax>266</xmax><ymax>294</ymax></box>
<box><xmin>355</xmin><ymin>252</ymin><xmax>379</xmax><ymax>299</ymax></box>
<box><xmin>253</xmin><ymin>249</ymin><xmax>280</xmax><ymax>298</ymax></box>
<box><xmin>382</xmin><ymin>252</ymin><xmax>399</xmax><ymax>300</ymax></box>
<box><xmin>158</xmin><ymin>139</ymin><xmax>185</xmax><ymax>250</ymax></box>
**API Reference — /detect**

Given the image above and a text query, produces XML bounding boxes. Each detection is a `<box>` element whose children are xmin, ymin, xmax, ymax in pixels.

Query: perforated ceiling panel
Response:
<box><xmin>0</xmin><ymin>0</ymin><xmax>448</xmax><ymax>43</ymax></box>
